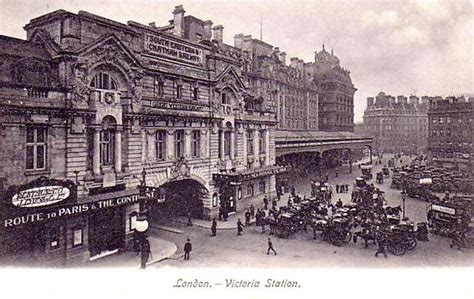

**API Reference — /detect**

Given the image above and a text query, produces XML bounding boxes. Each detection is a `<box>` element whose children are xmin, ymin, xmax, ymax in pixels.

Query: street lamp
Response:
<box><xmin>135</xmin><ymin>213</ymin><xmax>150</xmax><ymax>269</ymax></box>
<box><xmin>401</xmin><ymin>189</ymin><xmax>407</xmax><ymax>220</ymax></box>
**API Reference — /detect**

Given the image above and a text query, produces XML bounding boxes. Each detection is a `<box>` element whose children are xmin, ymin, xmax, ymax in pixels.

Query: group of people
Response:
<box><xmin>335</xmin><ymin>184</ymin><xmax>349</xmax><ymax>193</ymax></box>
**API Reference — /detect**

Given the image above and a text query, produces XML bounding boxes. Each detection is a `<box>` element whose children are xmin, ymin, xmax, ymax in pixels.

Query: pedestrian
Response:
<box><xmin>256</xmin><ymin>208</ymin><xmax>262</xmax><ymax>226</ymax></box>
<box><xmin>237</xmin><ymin>218</ymin><xmax>244</xmax><ymax>236</ymax></box>
<box><xmin>336</xmin><ymin>198</ymin><xmax>343</xmax><ymax>208</ymax></box>
<box><xmin>336</xmin><ymin>184</ymin><xmax>340</xmax><ymax>194</ymax></box>
<box><xmin>184</xmin><ymin>238</ymin><xmax>192</xmax><ymax>261</ymax></box>
<box><xmin>140</xmin><ymin>238</ymin><xmax>151</xmax><ymax>269</ymax></box>
<box><xmin>250</xmin><ymin>204</ymin><xmax>255</xmax><ymax>219</ymax></box>
<box><xmin>263</xmin><ymin>196</ymin><xmax>269</xmax><ymax>210</ymax></box>
<box><xmin>211</xmin><ymin>218</ymin><xmax>217</xmax><ymax>236</ymax></box>
<box><xmin>261</xmin><ymin>214</ymin><xmax>266</xmax><ymax>233</ymax></box>
<box><xmin>245</xmin><ymin>209</ymin><xmax>251</xmax><ymax>226</ymax></box>
<box><xmin>267</xmin><ymin>238</ymin><xmax>277</xmax><ymax>255</ymax></box>
<box><xmin>218</xmin><ymin>206</ymin><xmax>223</xmax><ymax>221</ymax></box>
<box><xmin>375</xmin><ymin>231</ymin><xmax>388</xmax><ymax>258</ymax></box>
<box><xmin>335</xmin><ymin>171</ymin><xmax>339</xmax><ymax>178</ymax></box>
<box><xmin>272</xmin><ymin>198</ymin><xmax>277</xmax><ymax>209</ymax></box>
<box><xmin>187</xmin><ymin>212</ymin><xmax>193</xmax><ymax>226</ymax></box>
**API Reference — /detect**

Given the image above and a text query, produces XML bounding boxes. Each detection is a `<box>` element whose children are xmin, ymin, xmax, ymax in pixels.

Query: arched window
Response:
<box><xmin>90</xmin><ymin>72</ymin><xmax>117</xmax><ymax>90</ymax></box>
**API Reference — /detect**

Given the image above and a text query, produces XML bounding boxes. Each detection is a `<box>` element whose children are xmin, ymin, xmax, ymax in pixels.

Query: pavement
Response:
<box><xmin>86</xmin><ymin>236</ymin><xmax>177</xmax><ymax>268</ymax></box>
<box><xmin>172</xmin><ymin>211</ymin><xmax>257</xmax><ymax>230</ymax></box>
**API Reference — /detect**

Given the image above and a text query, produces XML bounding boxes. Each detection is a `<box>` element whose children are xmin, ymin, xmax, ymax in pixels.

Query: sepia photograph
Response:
<box><xmin>0</xmin><ymin>0</ymin><xmax>472</xmax><ymax>298</ymax></box>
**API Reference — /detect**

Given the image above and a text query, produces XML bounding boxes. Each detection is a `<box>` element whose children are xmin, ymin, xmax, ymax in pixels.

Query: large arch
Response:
<box><xmin>147</xmin><ymin>177</ymin><xmax>209</xmax><ymax>221</ymax></box>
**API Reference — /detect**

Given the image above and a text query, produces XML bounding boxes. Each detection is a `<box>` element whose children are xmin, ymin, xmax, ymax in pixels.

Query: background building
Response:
<box><xmin>427</xmin><ymin>96</ymin><xmax>474</xmax><ymax>172</ymax></box>
<box><xmin>363</xmin><ymin>92</ymin><xmax>429</xmax><ymax>155</ymax></box>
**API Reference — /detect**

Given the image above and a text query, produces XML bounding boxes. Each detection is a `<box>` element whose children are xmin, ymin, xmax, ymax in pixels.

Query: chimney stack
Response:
<box><xmin>279</xmin><ymin>52</ymin><xmax>287</xmax><ymax>65</ymax></box>
<box><xmin>367</xmin><ymin>97</ymin><xmax>374</xmax><ymax>107</ymax></box>
<box><xmin>234</xmin><ymin>33</ymin><xmax>244</xmax><ymax>49</ymax></box>
<box><xmin>203</xmin><ymin>20</ymin><xmax>213</xmax><ymax>41</ymax></box>
<box><xmin>212</xmin><ymin>25</ymin><xmax>224</xmax><ymax>44</ymax></box>
<box><xmin>172</xmin><ymin>5</ymin><xmax>185</xmax><ymax>38</ymax></box>
<box><xmin>290</xmin><ymin>57</ymin><xmax>298</xmax><ymax>68</ymax></box>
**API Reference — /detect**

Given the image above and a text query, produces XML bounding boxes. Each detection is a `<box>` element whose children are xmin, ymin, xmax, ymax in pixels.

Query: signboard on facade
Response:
<box><xmin>3</xmin><ymin>193</ymin><xmax>139</xmax><ymax>228</ymax></box>
<box><xmin>431</xmin><ymin>204</ymin><xmax>456</xmax><ymax>215</ymax></box>
<box><xmin>6</xmin><ymin>178</ymin><xmax>76</xmax><ymax>209</ymax></box>
<box><xmin>144</xmin><ymin>33</ymin><xmax>203</xmax><ymax>65</ymax></box>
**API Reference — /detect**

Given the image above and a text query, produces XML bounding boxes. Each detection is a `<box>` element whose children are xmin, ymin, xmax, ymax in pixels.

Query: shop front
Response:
<box><xmin>0</xmin><ymin>177</ymin><xmax>140</xmax><ymax>266</ymax></box>
<box><xmin>212</xmin><ymin>165</ymin><xmax>286</xmax><ymax>216</ymax></box>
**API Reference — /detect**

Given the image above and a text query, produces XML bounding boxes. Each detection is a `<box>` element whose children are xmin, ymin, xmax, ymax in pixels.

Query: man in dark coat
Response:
<box><xmin>263</xmin><ymin>196</ymin><xmax>269</xmax><ymax>210</ymax></box>
<box><xmin>250</xmin><ymin>204</ymin><xmax>255</xmax><ymax>219</ymax></box>
<box><xmin>336</xmin><ymin>184</ymin><xmax>340</xmax><ymax>193</ymax></box>
<box><xmin>211</xmin><ymin>218</ymin><xmax>217</xmax><ymax>236</ymax></box>
<box><xmin>267</xmin><ymin>238</ymin><xmax>277</xmax><ymax>255</ymax></box>
<box><xmin>184</xmin><ymin>238</ymin><xmax>192</xmax><ymax>261</ymax></box>
<box><xmin>245</xmin><ymin>209</ymin><xmax>251</xmax><ymax>226</ymax></box>
<box><xmin>237</xmin><ymin>218</ymin><xmax>244</xmax><ymax>236</ymax></box>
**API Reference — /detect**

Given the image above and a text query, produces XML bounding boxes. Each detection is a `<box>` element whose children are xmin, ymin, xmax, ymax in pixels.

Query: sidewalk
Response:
<box><xmin>86</xmin><ymin>236</ymin><xmax>177</xmax><ymax>268</ymax></box>
<box><xmin>172</xmin><ymin>209</ymin><xmax>261</xmax><ymax>230</ymax></box>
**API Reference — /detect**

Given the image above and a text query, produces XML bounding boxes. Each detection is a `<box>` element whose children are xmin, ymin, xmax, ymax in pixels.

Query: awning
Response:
<box><xmin>213</xmin><ymin>165</ymin><xmax>286</xmax><ymax>183</ymax></box>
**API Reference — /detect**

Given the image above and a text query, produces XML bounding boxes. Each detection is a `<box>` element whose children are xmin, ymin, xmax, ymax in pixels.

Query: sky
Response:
<box><xmin>0</xmin><ymin>0</ymin><xmax>472</xmax><ymax>122</ymax></box>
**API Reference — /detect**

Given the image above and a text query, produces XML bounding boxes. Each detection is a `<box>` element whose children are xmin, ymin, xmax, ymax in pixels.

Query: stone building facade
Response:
<box><xmin>363</xmin><ymin>92</ymin><xmax>429</xmax><ymax>154</ymax></box>
<box><xmin>0</xmin><ymin>6</ymin><xmax>284</xmax><ymax>266</ymax></box>
<box><xmin>427</xmin><ymin>96</ymin><xmax>474</xmax><ymax>171</ymax></box>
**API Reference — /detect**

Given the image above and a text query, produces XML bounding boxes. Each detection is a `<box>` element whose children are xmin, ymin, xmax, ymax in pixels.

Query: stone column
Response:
<box><xmin>141</xmin><ymin>130</ymin><xmax>147</xmax><ymax>163</ymax></box>
<box><xmin>200</xmin><ymin>130</ymin><xmax>207</xmax><ymax>158</ymax></box>
<box><xmin>242</xmin><ymin>127</ymin><xmax>248</xmax><ymax>166</ymax></box>
<box><xmin>93</xmin><ymin>128</ymin><xmax>101</xmax><ymax>176</ymax></box>
<box><xmin>265</xmin><ymin>129</ymin><xmax>270</xmax><ymax>166</ymax></box>
<box><xmin>166</xmin><ymin>130</ymin><xmax>175</xmax><ymax>161</ymax></box>
<box><xmin>220</xmin><ymin>129</ymin><xmax>225</xmax><ymax>161</ymax></box>
<box><xmin>184</xmin><ymin>129</ymin><xmax>192</xmax><ymax>158</ymax></box>
<box><xmin>114</xmin><ymin>128</ymin><xmax>122</xmax><ymax>173</ymax></box>
<box><xmin>230</xmin><ymin>130</ymin><xmax>235</xmax><ymax>160</ymax></box>
<box><xmin>253</xmin><ymin>129</ymin><xmax>259</xmax><ymax>168</ymax></box>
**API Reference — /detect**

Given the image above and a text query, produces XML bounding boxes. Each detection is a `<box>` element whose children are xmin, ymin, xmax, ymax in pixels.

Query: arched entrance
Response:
<box><xmin>148</xmin><ymin>179</ymin><xmax>208</xmax><ymax>221</ymax></box>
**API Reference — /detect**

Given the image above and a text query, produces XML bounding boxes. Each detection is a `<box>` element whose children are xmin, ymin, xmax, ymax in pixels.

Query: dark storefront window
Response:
<box><xmin>26</xmin><ymin>127</ymin><xmax>47</xmax><ymax>171</ymax></box>
<box><xmin>191</xmin><ymin>130</ymin><xmax>200</xmax><ymax>158</ymax></box>
<box><xmin>174</xmin><ymin>130</ymin><xmax>184</xmax><ymax>158</ymax></box>
<box><xmin>155</xmin><ymin>130</ymin><xmax>166</xmax><ymax>161</ymax></box>
<box><xmin>247</xmin><ymin>183</ymin><xmax>254</xmax><ymax>197</ymax></box>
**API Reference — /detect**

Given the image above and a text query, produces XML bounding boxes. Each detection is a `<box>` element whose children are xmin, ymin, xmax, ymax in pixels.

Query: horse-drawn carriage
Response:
<box><xmin>382</xmin><ymin>167</ymin><xmax>390</xmax><ymax>177</ymax></box>
<box><xmin>360</xmin><ymin>164</ymin><xmax>373</xmax><ymax>180</ymax></box>
<box><xmin>385</xmin><ymin>222</ymin><xmax>418</xmax><ymax>256</ymax></box>
<box><xmin>376</xmin><ymin>171</ymin><xmax>384</xmax><ymax>184</ymax></box>
<box><xmin>274</xmin><ymin>211</ymin><xmax>308</xmax><ymax>238</ymax></box>
<box><xmin>427</xmin><ymin>197</ymin><xmax>472</xmax><ymax>238</ymax></box>
<box><xmin>311</xmin><ymin>181</ymin><xmax>331</xmax><ymax>204</ymax></box>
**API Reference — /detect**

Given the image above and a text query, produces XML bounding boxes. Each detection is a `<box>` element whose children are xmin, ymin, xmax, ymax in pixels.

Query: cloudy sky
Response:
<box><xmin>0</xmin><ymin>0</ymin><xmax>472</xmax><ymax>122</ymax></box>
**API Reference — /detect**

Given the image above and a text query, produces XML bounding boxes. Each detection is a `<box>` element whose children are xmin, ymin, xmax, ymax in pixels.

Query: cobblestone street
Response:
<box><xmin>151</xmin><ymin>155</ymin><xmax>473</xmax><ymax>269</ymax></box>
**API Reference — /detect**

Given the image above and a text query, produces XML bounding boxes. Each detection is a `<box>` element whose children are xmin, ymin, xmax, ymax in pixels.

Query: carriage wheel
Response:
<box><xmin>388</xmin><ymin>242</ymin><xmax>407</xmax><ymax>256</ymax></box>
<box><xmin>408</xmin><ymin>238</ymin><xmax>417</xmax><ymax>251</ymax></box>
<box><xmin>344</xmin><ymin>232</ymin><xmax>352</xmax><ymax>244</ymax></box>
<box><xmin>276</xmin><ymin>226</ymin><xmax>289</xmax><ymax>238</ymax></box>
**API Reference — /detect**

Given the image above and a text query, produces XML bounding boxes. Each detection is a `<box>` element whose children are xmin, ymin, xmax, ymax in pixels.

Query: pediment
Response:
<box><xmin>215</xmin><ymin>66</ymin><xmax>246</xmax><ymax>90</ymax></box>
<box><xmin>29</xmin><ymin>29</ymin><xmax>62</xmax><ymax>57</ymax></box>
<box><xmin>75</xmin><ymin>34</ymin><xmax>141</xmax><ymax>70</ymax></box>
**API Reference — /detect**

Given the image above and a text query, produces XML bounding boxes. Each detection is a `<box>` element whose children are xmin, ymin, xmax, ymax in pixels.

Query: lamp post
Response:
<box><xmin>135</xmin><ymin>213</ymin><xmax>149</xmax><ymax>269</ymax></box>
<box><xmin>401</xmin><ymin>189</ymin><xmax>407</xmax><ymax>220</ymax></box>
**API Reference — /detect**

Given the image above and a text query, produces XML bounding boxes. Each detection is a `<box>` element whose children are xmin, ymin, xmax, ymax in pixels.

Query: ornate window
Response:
<box><xmin>191</xmin><ymin>130</ymin><xmax>201</xmax><ymax>158</ymax></box>
<box><xmin>90</xmin><ymin>72</ymin><xmax>117</xmax><ymax>90</ymax></box>
<box><xmin>259</xmin><ymin>130</ymin><xmax>266</xmax><ymax>154</ymax></box>
<box><xmin>155</xmin><ymin>131</ymin><xmax>166</xmax><ymax>161</ymax></box>
<box><xmin>259</xmin><ymin>180</ymin><xmax>266</xmax><ymax>193</ymax></box>
<box><xmin>100</xmin><ymin>116</ymin><xmax>116</xmax><ymax>166</ymax></box>
<box><xmin>247</xmin><ymin>130</ymin><xmax>254</xmax><ymax>155</ymax></box>
<box><xmin>174</xmin><ymin>130</ymin><xmax>184</xmax><ymax>158</ymax></box>
<box><xmin>26</xmin><ymin>127</ymin><xmax>47</xmax><ymax>171</ymax></box>
<box><xmin>176</xmin><ymin>84</ymin><xmax>182</xmax><ymax>99</ymax></box>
